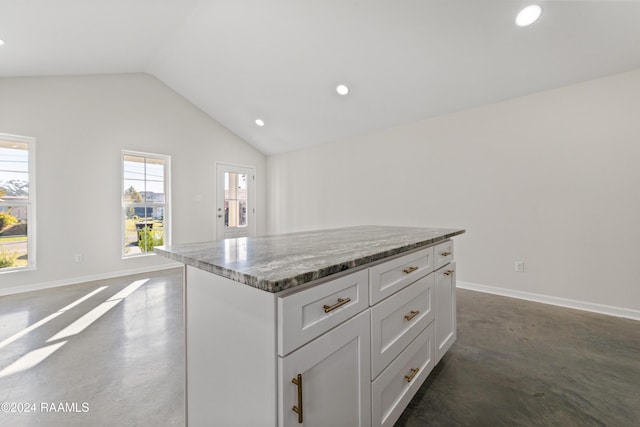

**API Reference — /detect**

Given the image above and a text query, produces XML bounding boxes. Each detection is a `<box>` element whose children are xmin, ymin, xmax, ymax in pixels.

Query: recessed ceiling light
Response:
<box><xmin>336</xmin><ymin>84</ymin><xmax>350</xmax><ymax>96</ymax></box>
<box><xmin>255</xmin><ymin>118</ymin><xmax>265</xmax><ymax>127</ymax></box>
<box><xmin>516</xmin><ymin>5</ymin><xmax>542</xmax><ymax>27</ymax></box>
<box><xmin>0</xmin><ymin>39</ymin><xmax>5</xmax><ymax>46</ymax></box>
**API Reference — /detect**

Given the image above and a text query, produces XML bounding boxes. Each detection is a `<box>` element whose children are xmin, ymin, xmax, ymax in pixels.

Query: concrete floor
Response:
<box><xmin>0</xmin><ymin>268</ymin><xmax>185</xmax><ymax>427</ymax></box>
<box><xmin>396</xmin><ymin>289</ymin><xmax>640</xmax><ymax>427</ymax></box>
<box><xmin>1</xmin><ymin>269</ymin><xmax>638</xmax><ymax>426</ymax></box>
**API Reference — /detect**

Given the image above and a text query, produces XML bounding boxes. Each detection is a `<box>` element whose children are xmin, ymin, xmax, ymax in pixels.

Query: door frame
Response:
<box><xmin>215</xmin><ymin>162</ymin><xmax>256</xmax><ymax>240</ymax></box>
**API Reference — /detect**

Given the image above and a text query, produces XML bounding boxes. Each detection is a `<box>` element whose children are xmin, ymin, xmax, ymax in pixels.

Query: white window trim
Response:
<box><xmin>121</xmin><ymin>150</ymin><xmax>171</xmax><ymax>259</ymax></box>
<box><xmin>0</xmin><ymin>133</ymin><xmax>36</xmax><ymax>273</ymax></box>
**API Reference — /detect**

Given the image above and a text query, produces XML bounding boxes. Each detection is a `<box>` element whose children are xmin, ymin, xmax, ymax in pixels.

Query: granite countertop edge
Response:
<box><xmin>155</xmin><ymin>227</ymin><xmax>464</xmax><ymax>293</ymax></box>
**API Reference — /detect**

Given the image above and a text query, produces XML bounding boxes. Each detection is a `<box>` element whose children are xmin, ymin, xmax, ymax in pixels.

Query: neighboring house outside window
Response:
<box><xmin>122</xmin><ymin>151</ymin><xmax>170</xmax><ymax>257</ymax></box>
<box><xmin>0</xmin><ymin>134</ymin><xmax>36</xmax><ymax>272</ymax></box>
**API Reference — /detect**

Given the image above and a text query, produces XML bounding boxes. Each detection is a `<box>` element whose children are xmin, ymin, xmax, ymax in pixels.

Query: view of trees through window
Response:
<box><xmin>0</xmin><ymin>137</ymin><xmax>32</xmax><ymax>271</ymax></box>
<box><xmin>224</xmin><ymin>172</ymin><xmax>248</xmax><ymax>228</ymax></box>
<box><xmin>122</xmin><ymin>153</ymin><xmax>169</xmax><ymax>256</ymax></box>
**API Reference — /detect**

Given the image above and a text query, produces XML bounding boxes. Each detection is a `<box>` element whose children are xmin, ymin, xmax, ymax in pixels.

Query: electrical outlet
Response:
<box><xmin>514</xmin><ymin>261</ymin><xmax>524</xmax><ymax>273</ymax></box>
<box><xmin>75</xmin><ymin>254</ymin><xmax>83</xmax><ymax>263</ymax></box>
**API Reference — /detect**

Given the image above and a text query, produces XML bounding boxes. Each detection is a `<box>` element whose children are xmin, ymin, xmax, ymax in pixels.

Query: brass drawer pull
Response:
<box><xmin>405</xmin><ymin>367</ymin><xmax>420</xmax><ymax>382</ymax></box>
<box><xmin>440</xmin><ymin>251</ymin><xmax>452</xmax><ymax>257</ymax></box>
<box><xmin>403</xmin><ymin>266</ymin><xmax>418</xmax><ymax>274</ymax></box>
<box><xmin>292</xmin><ymin>374</ymin><xmax>303</xmax><ymax>423</ymax></box>
<box><xmin>404</xmin><ymin>310</ymin><xmax>419</xmax><ymax>321</ymax></box>
<box><xmin>443</xmin><ymin>269</ymin><xmax>455</xmax><ymax>276</ymax></box>
<box><xmin>323</xmin><ymin>297</ymin><xmax>351</xmax><ymax>313</ymax></box>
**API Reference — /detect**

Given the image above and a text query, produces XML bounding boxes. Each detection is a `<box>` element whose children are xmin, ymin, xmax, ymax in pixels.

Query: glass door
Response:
<box><xmin>216</xmin><ymin>163</ymin><xmax>255</xmax><ymax>240</ymax></box>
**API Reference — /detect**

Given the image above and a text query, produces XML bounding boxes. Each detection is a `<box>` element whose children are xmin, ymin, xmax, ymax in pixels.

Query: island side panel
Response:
<box><xmin>185</xmin><ymin>265</ymin><xmax>278</xmax><ymax>427</ymax></box>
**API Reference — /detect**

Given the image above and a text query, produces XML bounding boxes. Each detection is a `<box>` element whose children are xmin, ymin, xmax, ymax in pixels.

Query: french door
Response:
<box><xmin>215</xmin><ymin>163</ymin><xmax>255</xmax><ymax>240</ymax></box>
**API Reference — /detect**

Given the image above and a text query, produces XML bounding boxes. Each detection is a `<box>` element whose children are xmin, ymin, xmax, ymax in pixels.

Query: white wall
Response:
<box><xmin>267</xmin><ymin>69</ymin><xmax>640</xmax><ymax>313</ymax></box>
<box><xmin>0</xmin><ymin>73</ymin><xmax>266</xmax><ymax>293</ymax></box>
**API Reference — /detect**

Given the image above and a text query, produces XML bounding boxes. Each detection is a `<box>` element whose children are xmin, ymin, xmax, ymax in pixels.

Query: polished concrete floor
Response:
<box><xmin>396</xmin><ymin>289</ymin><xmax>640</xmax><ymax>427</ymax></box>
<box><xmin>0</xmin><ymin>268</ymin><xmax>185</xmax><ymax>427</ymax></box>
<box><xmin>1</xmin><ymin>270</ymin><xmax>638</xmax><ymax>426</ymax></box>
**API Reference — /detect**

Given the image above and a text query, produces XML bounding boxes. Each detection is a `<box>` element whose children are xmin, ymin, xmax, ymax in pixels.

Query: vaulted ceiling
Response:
<box><xmin>2</xmin><ymin>0</ymin><xmax>640</xmax><ymax>154</ymax></box>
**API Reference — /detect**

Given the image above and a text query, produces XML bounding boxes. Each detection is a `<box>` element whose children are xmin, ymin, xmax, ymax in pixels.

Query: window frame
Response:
<box><xmin>121</xmin><ymin>150</ymin><xmax>171</xmax><ymax>258</ymax></box>
<box><xmin>0</xmin><ymin>133</ymin><xmax>36</xmax><ymax>273</ymax></box>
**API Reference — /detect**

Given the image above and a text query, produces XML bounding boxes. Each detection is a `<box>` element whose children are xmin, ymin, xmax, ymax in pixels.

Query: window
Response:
<box><xmin>122</xmin><ymin>151</ymin><xmax>170</xmax><ymax>257</ymax></box>
<box><xmin>0</xmin><ymin>134</ymin><xmax>35</xmax><ymax>272</ymax></box>
<box><xmin>224</xmin><ymin>171</ymin><xmax>248</xmax><ymax>228</ymax></box>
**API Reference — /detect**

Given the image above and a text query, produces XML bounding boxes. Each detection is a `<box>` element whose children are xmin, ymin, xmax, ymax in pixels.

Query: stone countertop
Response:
<box><xmin>155</xmin><ymin>225</ymin><xmax>465</xmax><ymax>293</ymax></box>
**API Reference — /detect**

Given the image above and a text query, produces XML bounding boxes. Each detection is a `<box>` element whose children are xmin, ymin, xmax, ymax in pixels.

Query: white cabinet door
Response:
<box><xmin>279</xmin><ymin>310</ymin><xmax>371</xmax><ymax>427</ymax></box>
<box><xmin>435</xmin><ymin>262</ymin><xmax>456</xmax><ymax>364</ymax></box>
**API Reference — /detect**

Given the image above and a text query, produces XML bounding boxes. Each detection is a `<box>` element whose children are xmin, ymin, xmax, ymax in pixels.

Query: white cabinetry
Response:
<box><xmin>185</xmin><ymin>266</ymin><xmax>278</xmax><ymax>427</ymax></box>
<box><xmin>371</xmin><ymin>323</ymin><xmax>434</xmax><ymax>427</ymax></box>
<box><xmin>370</xmin><ymin>274</ymin><xmax>434</xmax><ymax>378</ymax></box>
<box><xmin>369</xmin><ymin>247</ymin><xmax>433</xmax><ymax>305</ymax></box>
<box><xmin>278</xmin><ymin>270</ymin><xmax>369</xmax><ymax>356</ymax></box>
<box><xmin>279</xmin><ymin>310</ymin><xmax>371</xmax><ymax>427</ymax></box>
<box><xmin>184</xmin><ymin>239</ymin><xmax>457</xmax><ymax>427</ymax></box>
<box><xmin>368</xmin><ymin>250</ymin><xmax>432</xmax><ymax>427</ymax></box>
<box><xmin>435</xmin><ymin>261</ymin><xmax>456</xmax><ymax>364</ymax></box>
<box><xmin>434</xmin><ymin>240</ymin><xmax>454</xmax><ymax>271</ymax></box>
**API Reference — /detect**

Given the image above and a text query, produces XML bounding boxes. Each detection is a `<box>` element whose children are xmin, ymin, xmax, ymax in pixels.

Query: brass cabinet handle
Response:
<box><xmin>440</xmin><ymin>251</ymin><xmax>452</xmax><ymax>257</ymax></box>
<box><xmin>323</xmin><ymin>297</ymin><xmax>351</xmax><ymax>313</ymax></box>
<box><xmin>403</xmin><ymin>266</ymin><xmax>418</xmax><ymax>274</ymax></box>
<box><xmin>405</xmin><ymin>367</ymin><xmax>420</xmax><ymax>382</ymax></box>
<box><xmin>291</xmin><ymin>374</ymin><xmax>303</xmax><ymax>423</ymax></box>
<box><xmin>404</xmin><ymin>310</ymin><xmax>419</xmax><ymax>321</ymax></box>
<box><xmin>443</xmin><ymin>269</ymin><xmax>455</xmax><ymax>276</ymax></box>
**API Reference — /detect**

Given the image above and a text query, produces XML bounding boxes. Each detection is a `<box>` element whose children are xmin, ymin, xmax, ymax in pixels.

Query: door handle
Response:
<box><xmin>291</xmin><ymin>374</ymin><xmax>303</xmax><ymax>423</ymax></box>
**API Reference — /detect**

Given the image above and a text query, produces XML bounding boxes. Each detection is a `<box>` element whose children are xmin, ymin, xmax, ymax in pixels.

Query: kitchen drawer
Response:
<box><xmin>370</xmin><ymin>273</ymin><xmax>434</xmax><ymax>379</ymax></box>
<box><xmin>278</xmin><ymin>269</ymin><xmax>369</xmax><ymax>357</ymax></box>
<box><xmin>434</xmin><ymin>240</ymin><xmax>454</xmax><ymax>271</ymax></box>
<box><xmin>371</xmin><ymin>322</ymin><xmax>435</xmax><ymax>427</ymax></box>
<box><xmin>369</xmin><ymin>247</ymin><xmax>433</xmax><ymax>305</ymax></box>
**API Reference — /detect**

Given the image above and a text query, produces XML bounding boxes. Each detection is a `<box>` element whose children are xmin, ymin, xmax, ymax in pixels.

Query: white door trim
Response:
<box><xmin>215</xmin><ymin>162</ymin><xmax>256</xmax><ymax>240</ymax></box>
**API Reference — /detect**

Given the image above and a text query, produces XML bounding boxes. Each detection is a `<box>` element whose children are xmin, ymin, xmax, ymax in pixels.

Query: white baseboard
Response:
<box><xmin>457</xmin><ymin>280</ymin><xmax>640</xmax><ymax>322</ymax></box>
<box><xmin>0</xmin><ymin>262</ymin><xmax>184</xmax><ymax>297</ymax></box>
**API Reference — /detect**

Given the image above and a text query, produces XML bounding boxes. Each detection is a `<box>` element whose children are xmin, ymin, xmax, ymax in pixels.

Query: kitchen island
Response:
<box><xmin>156</xmin><ymin>225</ymin><xmax>465</xmax><ymax>427</ymax></box>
